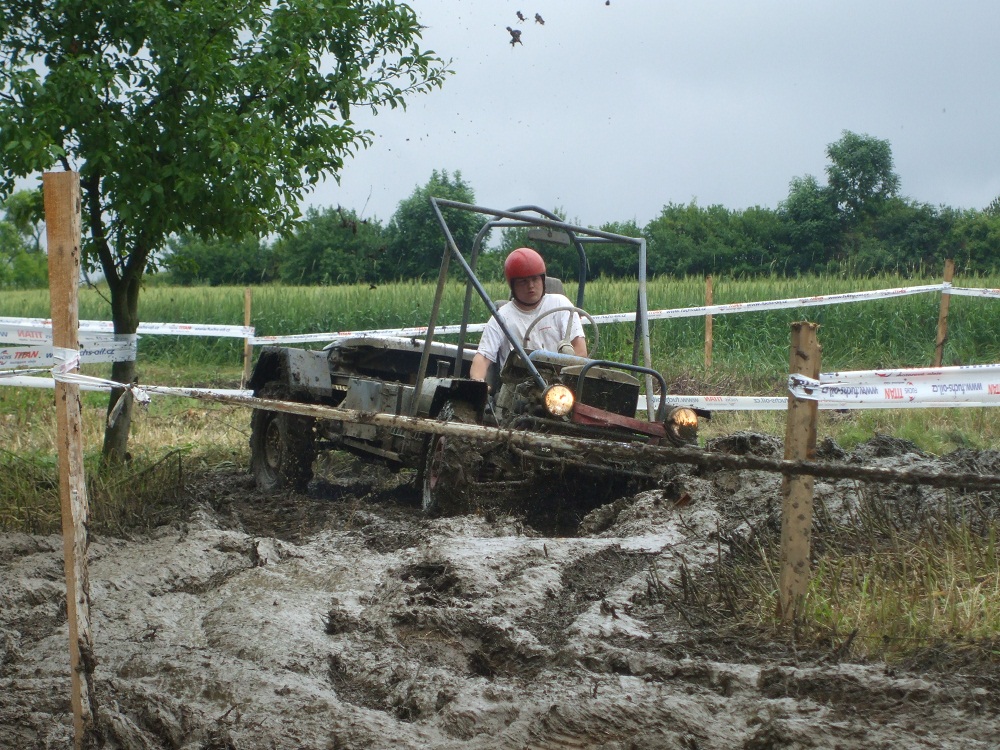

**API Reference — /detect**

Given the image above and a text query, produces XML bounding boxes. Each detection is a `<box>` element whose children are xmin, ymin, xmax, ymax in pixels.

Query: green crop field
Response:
<box><xmin>4</xmin><ymin>272</ymin><xmax>1000</xmax><ymax>384</ymax></box>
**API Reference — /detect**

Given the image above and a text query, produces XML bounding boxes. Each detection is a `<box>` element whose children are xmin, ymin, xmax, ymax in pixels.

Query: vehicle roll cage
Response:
<box><xmin>416</xmin><ymin>198</ymin><xmax>657</xmax><ymax>421</ymax></box>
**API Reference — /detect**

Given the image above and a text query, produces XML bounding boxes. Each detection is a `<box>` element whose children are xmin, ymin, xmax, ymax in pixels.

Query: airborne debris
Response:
<box><xmin>535</xmin><ymin>13</ymin><xmax>545</xmax><ymax>24</ymax></box>
<box><xmin>507</xmin><ymin>26</ymin><xmax>523</xmax><ymax>46</ymax></box>
<box><xmin>516</xmin><ymin>10</ymin><xmax>526</xmax><ymax>22</ymax></box>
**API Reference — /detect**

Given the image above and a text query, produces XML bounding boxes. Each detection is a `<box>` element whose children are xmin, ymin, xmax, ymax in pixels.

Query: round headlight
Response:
<box><xmin>543</xmin><ymin>384</ymin><xmax>575</xmax><ymax>417</ymax></box>
<box><xmin>666</xmin><ymin>406</ymin><xmax>699</xmax><ymax>445</ymax></box>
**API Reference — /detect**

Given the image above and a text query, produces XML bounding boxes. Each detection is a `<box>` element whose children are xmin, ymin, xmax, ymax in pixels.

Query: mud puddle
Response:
<box><xmin>2</xmin><ymin>435</ymin><xmax>999</xmax><ymax>749</ymax></box>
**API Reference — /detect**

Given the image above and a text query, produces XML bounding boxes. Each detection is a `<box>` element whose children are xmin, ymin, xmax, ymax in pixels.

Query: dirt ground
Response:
<box><xmin>2</xmin><ymin>433</ymin><xmax>999</xmax><ymax>749</ymax></box>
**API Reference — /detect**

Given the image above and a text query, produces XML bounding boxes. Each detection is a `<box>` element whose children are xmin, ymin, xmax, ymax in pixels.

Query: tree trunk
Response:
<box><xmin>101</xmin><ymin>271</ymin><xmax>141</xmax><ymax>463</ymax></box>
<box><xmin>102</xmin><ymin>358</ymin><xmax>137</xmax><ymax>462</ymax></box>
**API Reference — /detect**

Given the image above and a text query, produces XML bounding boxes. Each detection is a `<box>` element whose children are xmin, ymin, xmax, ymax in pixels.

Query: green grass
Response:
<box><xmin>715</xmin><ymin>490</ymin><xmax>1000</xmax><ymax>662</ymax></box>
<box><xmin>3</xmin><ymin>274</ymin><xmax>1000</xmax><ymax>662</ymax></box>
<box><xmin>4</xmin><ymin>271</ymin><xmax>1000</xmax><ymax>455</ymax></box>
<box><xmin>0</xmin><ymin>373</ymin><xmax>248</xmax><ymax>535</ymax></box>
<box><xmin>5</xmin><ymin>272</ymin><xmax>1000</xmax><ymax>382</ymax></box>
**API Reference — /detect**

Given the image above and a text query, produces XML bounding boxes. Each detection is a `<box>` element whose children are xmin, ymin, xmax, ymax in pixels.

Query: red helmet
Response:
<box><xmin>504</xmin><ymin>247</ymin><xmax>546</xmax><ymax>283</ymax></box>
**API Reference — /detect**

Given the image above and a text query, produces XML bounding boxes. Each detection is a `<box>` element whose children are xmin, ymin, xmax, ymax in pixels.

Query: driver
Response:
<box><xmin>470</xmin><ymin>247</ymin><xmax>586</xmax><ymax>383</ymax></box>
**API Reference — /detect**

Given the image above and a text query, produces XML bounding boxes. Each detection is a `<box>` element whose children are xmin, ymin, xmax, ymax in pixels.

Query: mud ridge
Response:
<box><xmin>2</xmin><ymin>434</ymin><xmax>1000</xmax><ymax>748</ymax></box>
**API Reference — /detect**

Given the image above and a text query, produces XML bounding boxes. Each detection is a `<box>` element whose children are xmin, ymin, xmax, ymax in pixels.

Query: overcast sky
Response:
<box><xmin>309</xmin><ymin>0</ymin><xmax>1000</xmax><ymax>228</ymax></box>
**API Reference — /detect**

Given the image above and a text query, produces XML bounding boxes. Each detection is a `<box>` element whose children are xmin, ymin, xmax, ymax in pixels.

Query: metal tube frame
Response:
<box><xmin>424</xmin><ymin>198</ymin><xmax>654</xmax><ymax>416</ymax></box>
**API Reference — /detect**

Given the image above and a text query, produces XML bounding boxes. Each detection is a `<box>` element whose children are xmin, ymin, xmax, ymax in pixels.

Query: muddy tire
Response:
<box><xmin>250</xmin><ymin>385</ymin><xmax>316</xmax><ymax>493</ymax></box>
<box><xmin>422</xmin><ymin>401</ymin><xmax>480</xmax><ymax>516</ymax></box>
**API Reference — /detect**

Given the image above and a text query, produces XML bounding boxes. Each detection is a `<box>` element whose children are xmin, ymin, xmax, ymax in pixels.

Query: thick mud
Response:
<box><xmin>2</xmin><ymin>434</ymin><xmax>999</xmax><ymax>749</ymax></box>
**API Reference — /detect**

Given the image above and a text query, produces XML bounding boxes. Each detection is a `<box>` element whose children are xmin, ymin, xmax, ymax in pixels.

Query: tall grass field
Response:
<box><xmin>5</xmin><ymin>271</ymin><xmax>1000</xmax><ymax>458</ymax></box>
<box><xmin>4</xmin><ymin>271</ymin><xmax>1000</xmax><ymax>384</ymax></box>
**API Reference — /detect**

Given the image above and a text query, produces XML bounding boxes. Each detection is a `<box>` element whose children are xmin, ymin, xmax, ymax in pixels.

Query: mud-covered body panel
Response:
<box><xmin>248</xmin><ymin>336</ymin><xmax>487</xmax><ymax>471</ymax></box>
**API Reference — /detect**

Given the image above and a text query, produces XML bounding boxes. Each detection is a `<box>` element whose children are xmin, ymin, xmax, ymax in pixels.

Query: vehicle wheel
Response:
<box><xmin>421</xmin><ymin>401</ymin><xmax>480</xmax><ymax>516</ymax></box>
<box><xmin>250</xmin><ymin>386</ymin><xmax>316</xmax><ymax>493</ymax></box>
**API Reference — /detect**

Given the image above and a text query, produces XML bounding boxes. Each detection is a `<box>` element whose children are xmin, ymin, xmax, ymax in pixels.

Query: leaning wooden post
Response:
<box><xmin>44</xmin><ymin>171</ymin><xmax>97</xmax><ymax>748</ymax></box>
<box><xmin>932</xmin><ymin>259</ymin><xmax>955</xmax><ymax>368</ymax></box>
<box><xmin>704</xmin><ymin>275</ymin><xmax>714</xmax><ymax>372</ymax></box>
<box><xmin>241</xmin><ymin>287</ymin><xmax>253</xmax><ymax>388</ymax></box>
<box><xmin>777</xmin><ymin>321</ymin><xmax>821</xmax><ymax>624</ymax></box>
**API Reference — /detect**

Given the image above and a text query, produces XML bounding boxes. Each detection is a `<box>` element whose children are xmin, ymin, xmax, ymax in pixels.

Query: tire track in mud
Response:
<box><xmin>515</xmin><ymin>545</ymin><xmax>657</xmax><ymax>651</ymax></box>
<box><xmin>5</xmin><ymin>436</ymin><xmax>1000</xmax><ymax>749</ymax></box>
<box><xmin>317</xmin><ymin>495</ymin><xmax>726</xmax><ymax>746</ymax></box>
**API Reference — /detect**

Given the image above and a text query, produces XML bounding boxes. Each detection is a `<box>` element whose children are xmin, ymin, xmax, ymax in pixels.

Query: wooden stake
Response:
<box><xmin>777</xmin><ymin>321</ymin><xmax>821</xmax><ymax>624</ymax></box>
<box><xmin>704</xmin><ymin>275</ymin><xmax>714</xmax><ymax>372</ymax></box>
<box><xmin>933</xmin><ymin>259</ymin><xmax>955</xmax><ymax>368</ymax></box>
<box><xmin>44</xmin><ymin>171</ymin><xmax>97</xmax><ymax>748</ymax></box>
<box><xmin>241</xmin><ymin>287</ymin><xmax>253</xmax><ymax>387</ymax></box>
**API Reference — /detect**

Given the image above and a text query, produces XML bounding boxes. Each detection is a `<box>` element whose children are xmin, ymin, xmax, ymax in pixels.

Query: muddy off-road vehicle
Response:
<box><xmin>248</xmin><ymin>200</ymin><xmax>705</xmax><ymax>515</ymax></box>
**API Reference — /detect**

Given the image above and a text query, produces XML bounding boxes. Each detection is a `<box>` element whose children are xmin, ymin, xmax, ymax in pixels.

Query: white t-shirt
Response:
<box><xmin>476</xmin><ymin>293</ymin><xmax>585</xmax><ymax>368</ymax></box>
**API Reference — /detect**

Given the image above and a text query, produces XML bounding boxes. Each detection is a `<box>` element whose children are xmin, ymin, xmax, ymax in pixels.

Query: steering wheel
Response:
<box><xmin>522</xmin><ymin>306</ymin><xmax>599</xmax><ymax>358</ymax></box>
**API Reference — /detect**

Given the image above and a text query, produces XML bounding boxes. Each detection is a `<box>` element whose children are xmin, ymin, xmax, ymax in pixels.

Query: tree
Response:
<box><xmin>645</xmin><ymin>202</ymin><xmax>739</xmax><ymax>276</ymax></box>
<box><xmin>733</xmin><ymin>206</ymin><xmax>794</xmax><ymax>275</ymax></box>
<box><xmin>164</xmin><ymin>232</ymin><xmax>277</xmax><ymax>286</ymax></box>
<box><xmin>869</xmin><ymin>198</ymin><xmax>952</xmax><ymax>272</ymax></box>
<box><xmin>273</xmin><ymin>206</ymin><xmax>385</xmax><ymax>284</ymax></box>
<box><xmin>582</xmin><ymin>219</ymin><xmax>643</xmax><ymax>279</ymax></box>
<box><xmin>0</xmin><ymin>189</ymin><xmax>47</xmax><ymax>288</ymax></box>
<box><xmin>1</xmin><ymin>189</ymin><xmax>44</xmax><ymax>252</ymax></box>
<box><xmin>0</xmin><ymin>0</ymin><xmax>448</xmax><ymax>460</ymax></box>
<box><xmin>946</xmin><ymin>208</ymin><xmax>1000</xmax><ymax>273</ymax></box>
<box><xmin>825</xmin><ymin>131</ymin><xmax>900</xmax><ymax>222</ymax></box>
<box><xmin>383</xmin><ymin>170</ymin><xmax>481</xmax><ymax>279</ymax></box>
<box><xmin>779</xmin><ymin>175</ymin><xmax>841</xmax><ymax>270</ymax></box>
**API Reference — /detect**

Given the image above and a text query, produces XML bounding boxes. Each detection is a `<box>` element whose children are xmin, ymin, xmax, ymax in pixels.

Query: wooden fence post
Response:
<box><xmin>933</xmin><ymin>259</ymin><xmax>955</xmax><ymax>368</ymax></box>
<box><xmin>777</xmin><ymin>321</ymin><xmax>821</xmax><ymax>624</ymax></box>
<box><xmin>44</xmin><ymin>171</ymin><xmax>97</xmax><ymax>748</ymax></box>
<box><xmin>242</xmin><ymin>287</ymin><xmax>253</xmax><ymax>388</ymax></box>
<box><xmin>704</xmin><ymin>275</ymin><xmax>714</xmax><ymax>372</ymax></box>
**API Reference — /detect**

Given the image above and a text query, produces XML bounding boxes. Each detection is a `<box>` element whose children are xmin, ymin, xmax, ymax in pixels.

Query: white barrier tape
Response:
<box><xmin>640</xmin><ymin>394</ymin><xmax>1000</xmax><ymax>412</ymax></box>
<box><xmin>47</xmin><ymin>366</ymin><xmax>156</xmax><ymax>426</ymax></box>
<box><xmin>49</xmin><ymin>360</ymin><xmax>249</xmax><ymax>399</ymax></box>
<box><xmin>0</xmin><ymin>373</ymin><xmax>252</xmax><ymax>399</ymax></box>
<box><xmin>0</xmin><ymin>346</ymin><xmax>57</xmax><ymax>371</ymax></box>
<box><xmin>78</xmin><ymin>338</ymin><xmax>137</xmax><ymax>363</ymax></box>
<box><xmin>0</xmin><ymin>318</ymin><xmax>251</xmax><ymax>339</ymax></box>
<box><xmin>641</xmin><ymin>394</ymin><xmax>790</xmax><ymax>412</ymax></box>
<box><xmin>788</xmin><ymin>364</ymin><xmax>1000</xmax><ymax>406</ymax></box>
<box><xmin>3</xmin><ymin>282</ymin><xmax>995</xmax><ymax>349</ymax></box>
<box><xmin>129</xmin><ymin>321</ymin><xmax>252</xmax><ymax>338</ymax></box>
<box><xmin>0</xmin><ymin>327</ymin><xmax>55</xmax><ymax>344</ymax></box>
<box><xmin>53</xmin><ymin>347</ymin><xmax>81</xmax><ymax>373</ymax></box>
<box><xmin>250</xmin><ymin>283</ymin><xmax>951</xmax><ymax>345</ymax></box>
<box><xmin>0</xmin><ymin>374</ymin><xmax>107</xmax><ymax>390</ymax></box>
<box><xmin>820</xmin><ymin>363</ymin><xmax>1000</xmax><ymax>383</ymax></box>
<box><xmin>1</xmin><ymin>345</ymin><xmax>79</xmax><ymax>371</ymax></box>
<box><xmin>250</xmin><ymin>322</ymin><xmax>487</xmax><ymax>345</ymax></box>
<box><xmin>606</xmin><ymin>284</ymin><xmax>946</xmax><ymax>324</ymax></box>
<box><xmin>0</xmin><ymin>339</ymin><xmax>137</xmax><ymax>368</ymax></box>
<box><xmin>1</xmin><ymin>368</ymin><xmax>54</xmax><ymax>379</ymax></box>
<box><xmin>12</xmin><ymin>364</ymin><xmax>1000</xmax><ymax>416</ymax></box>
<box><xmin>0</xmin><ymin>327</ymin><xmax>138</xmax><ymax>346</ymax></box>
<box><xmin>947</xmin><ymin>286</ymin><xmax>1000</xmax><ymax>299</ymax></box>
<box><xmin>58</xmin><ymin>370</ymin><xmax>254</xmax><ymax>425</ymax></box>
